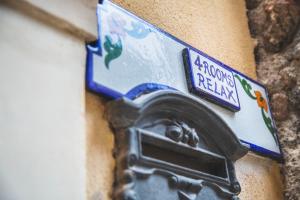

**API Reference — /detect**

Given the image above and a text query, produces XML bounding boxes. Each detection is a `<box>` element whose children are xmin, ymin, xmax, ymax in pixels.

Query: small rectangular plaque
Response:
<box><xmin>183</xmin><ymin>48</ymin><xmax>240</xmax><ymax>111</ymax></box>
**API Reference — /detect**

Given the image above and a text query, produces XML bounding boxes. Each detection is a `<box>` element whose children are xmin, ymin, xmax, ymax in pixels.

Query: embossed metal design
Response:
<box><xmin>106</xmin><ymin>91</ymin><xmax>248</xmax><ymax>200</ymax></box>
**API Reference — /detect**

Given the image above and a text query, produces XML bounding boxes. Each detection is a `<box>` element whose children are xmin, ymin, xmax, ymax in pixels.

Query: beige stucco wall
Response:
<box><xmin>0</xmin><ymin>0</ymin><xmax>282</xmax><ymax>200</ymax></box>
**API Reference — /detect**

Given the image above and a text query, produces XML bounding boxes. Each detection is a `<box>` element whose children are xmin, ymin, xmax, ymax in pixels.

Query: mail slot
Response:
<box><xmin>106</xmin><ymin>91</ymin><xmax>248</xmax><ymax>200</ymax></box>
<box><xmin>140</xmin><ymin>132</ymin><xmax>228</xmax><ymax>179</ymax></box>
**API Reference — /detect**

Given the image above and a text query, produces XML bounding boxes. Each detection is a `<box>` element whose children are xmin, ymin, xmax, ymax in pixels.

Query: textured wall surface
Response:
<box><xmin>236</xmin><ymin>153</ymin><xmax>283</xmax><ymax>200</ymax></box>
<box><xmin>246</xmin><ymin>0</ymin><xmax>300</xmax><ymax>199</ymax></box>
<box><xmin>86</xmin><ymin>93</ymin><xmax>115</xmax><ymax>200</ymax></box>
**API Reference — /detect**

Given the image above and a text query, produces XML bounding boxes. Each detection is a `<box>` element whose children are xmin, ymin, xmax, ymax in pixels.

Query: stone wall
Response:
<box><xmin>246</xmin><ymin>0</ymin><xmax>300</xmax><ymax>199</ymax></box>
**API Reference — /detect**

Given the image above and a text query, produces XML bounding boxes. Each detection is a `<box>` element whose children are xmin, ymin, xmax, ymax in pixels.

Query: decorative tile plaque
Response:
<box><xmin>86</xmin><ymin>0</ymin><xmax>282</xmax><ymax>160</ymax></box>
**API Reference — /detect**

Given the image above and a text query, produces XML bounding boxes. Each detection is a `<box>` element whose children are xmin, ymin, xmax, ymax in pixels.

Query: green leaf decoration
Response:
<box><xmin>261</xmin><ymin>107</ymin><xmax>275</xmax><ymax>134</ymax></box>
<box><xmin>234</xmin><ymin>74</ymin><xmax>256</xmax><ymax>99</ymax></box>
<box><xmin>234</xmin><ymin>74</ymin><xmax>278</xmax><ymax>145</ymax></box>
<box><xmin>261</xmin><ymin>108</ymin><xmax>278</xmax><ymax>145</ymax></box>
<box><xmin>104</xmin><ymin>35</ymin><xmax>123</xmax><ymax>69</ymax></box>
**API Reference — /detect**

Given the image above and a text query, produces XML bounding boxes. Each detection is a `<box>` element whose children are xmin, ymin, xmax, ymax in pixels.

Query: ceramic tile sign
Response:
<box><xmin>86</xmin><ymin>0</ymin><xmax>282</xmax><ymax>160</ymax></box>
<box><xmin>183</xmin><ymin>48</ymin><xmax>240</xmax><ymax>111</ymax></box>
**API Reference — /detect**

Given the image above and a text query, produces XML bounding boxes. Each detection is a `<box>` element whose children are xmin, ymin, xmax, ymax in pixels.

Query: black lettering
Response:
<box><xmin>220</xmin><ymin>70</ymin><xmax>227</xmax><ymax>84</ymax></box>
<box><xmin>203</xmin><ymin>61</ymin><xmax>211</xmax><ymax>76</ymax></box>
<box><xmin>227</xmin><ymin>74</ymin><xmax>234</xmax><ymax>88</ymax></box>
<box><xmin>210</xmin><ymin>65</ymin><xmax>216</xmax><ymax>78</ymax></box>
<box><xmin>220</xmin><ymin>85</ymin><xmax>228</xmax><ymax>99</ymax></box>
<box><xmin>216</xmin><ymin>69</ymin><xmax>222</xmax><ymax>80</ymax></box>
<box><xmin>226</xmin><ymin>87</ymin><xmax>236</xmax><ymax>103</ymax></box>
<box><xmin>197</xmin><ymin>73</ymin><xmax>206</xmax><ymax>89</ymax></box>
<box><xmin>206</xmin><ymin>77</ymin><xmax>213</xmax><ymax>92</ymax></box>
<box><xmin>214</xmin><ymin>82</ymin><xmax>220</xmax><ymax>95</ymax></box>
<box><xmin>194</xmin><ymin>56</ymin><xmax>202</xmax><ymax>71</ymax></box>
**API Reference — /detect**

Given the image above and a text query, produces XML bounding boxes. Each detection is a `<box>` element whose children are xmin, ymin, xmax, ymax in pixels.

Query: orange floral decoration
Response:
<box><xmin>254</xmin><ymin>90</ymin><xmax>268</xmax><ymax>113</ymax></box>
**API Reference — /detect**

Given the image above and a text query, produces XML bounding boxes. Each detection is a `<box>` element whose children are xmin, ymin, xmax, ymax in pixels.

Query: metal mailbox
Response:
<box><xmin>106</xmin><ymin>91</ymin><xmax>248</xmax><ymax>200</ymax></box>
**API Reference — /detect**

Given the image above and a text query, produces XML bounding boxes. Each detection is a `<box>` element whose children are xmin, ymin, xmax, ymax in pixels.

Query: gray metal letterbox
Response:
<box><xmin>106</xmin><ymin>91</ymin><xmax>248</xmax><ymax>200</ymax></box>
